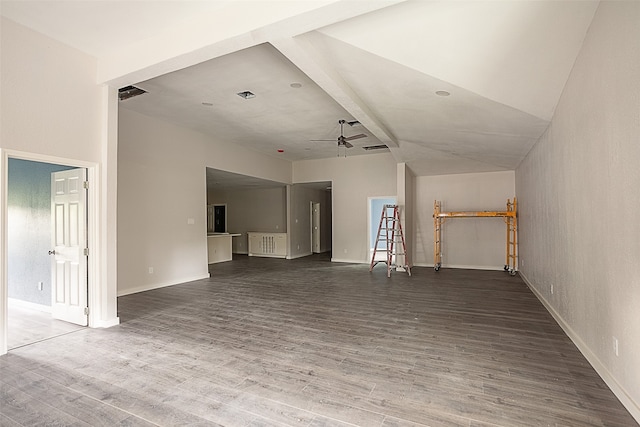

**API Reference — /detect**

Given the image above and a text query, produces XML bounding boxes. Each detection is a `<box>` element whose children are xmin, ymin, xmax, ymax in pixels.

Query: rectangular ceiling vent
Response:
<box><xmin>362</xmin><ymin>144</ymin><xmax>389</xmax><ymax>151</ymax></box>
<box><xmin>118</xmin><ymin>85</ymin><xmax>146</xmax><ymax>101</ymax></box>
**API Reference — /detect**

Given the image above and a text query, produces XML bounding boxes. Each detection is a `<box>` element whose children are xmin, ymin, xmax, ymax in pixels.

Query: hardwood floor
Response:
<box><xmin>1</xmin><ymin>254</ymin><xmax>637</xmax><ymax>426</ymax></box>
<box><xmin>7</xmin><ymin>303</ymin><xmax>85</xmax><ymax>350</ymax></box>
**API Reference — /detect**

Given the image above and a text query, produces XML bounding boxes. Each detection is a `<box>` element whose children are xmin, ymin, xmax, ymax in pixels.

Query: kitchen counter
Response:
<box><xmin>207</xmin><ymin>233</ymin><xmax>241</xmax><ymax>264</ymax></box>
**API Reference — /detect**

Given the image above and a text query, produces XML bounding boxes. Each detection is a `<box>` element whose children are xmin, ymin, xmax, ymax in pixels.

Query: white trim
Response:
<box><xmin>8</xmin><ymin>298</ymin><xmax>51</xmax><ymax>313</ymax></box>
<box><xmin>413</xmin><ymin>262</ymin><xmax>506</xmax><ymax>271</ymax></box>
<box><xmin>330</xmin><ymin>258</ymin><xmax>368</xmax><ymax>264</ymax></box>
<box><xmin>287</xmin><ymin>251</ymin><xmax>313</xmax><ymax>260</ymax></box>
<box><xmin>117</xmin><ymin>274</ymin><xmax>210</xmax><ymax>297</ymax></box>
<box><xmin>519</xmin><ymin>271</ymin><xmax>640</xmax><ymax>423</ymax></box>
<box><xmin>0</xmin><ymin>149</ymin><xmax>7</xmax><ymax>354</ymax></box>
<box><xmin>0</xmin><ymin>149</ymin><xmax>101</xmax><ymax>355</ymax></box>
<box><xmin>367</xmin><ymin>196</ymin><xmax>397</xmax><ymax>264</ymax></box>
<box><xmin>91</xmin><ymin>318</ymin><xmax>121</xmax><ymax>328</ymax></box>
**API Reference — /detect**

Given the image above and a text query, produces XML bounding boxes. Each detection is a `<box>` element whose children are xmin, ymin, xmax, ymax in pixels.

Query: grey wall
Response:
<box><xmin>516</xmin><ymin>1</ymin><xmax>640</xmax><ymax>419</ymax></box>
<box><xmin>413</xmin><ymin>171</ymin><xmax>515</xmax><ymax>269</ymax></box>
<box><xmin>8</xmin><ymin>158</ymin><xmax>74</xmax><ymax>306</ymax></box>
<box><xmin>289</xmin><ymin>184</ymin><xmax>332</xmax><ymax>258</ymax></box>
<box><xmin>209</xmin><ymin>186</ymin><xmax>287</xmax><ymax>254</ymax></box>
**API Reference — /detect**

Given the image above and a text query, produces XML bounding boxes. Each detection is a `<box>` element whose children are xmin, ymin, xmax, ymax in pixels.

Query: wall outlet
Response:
<box><xmin>297</xmin><ymin>244</ymin><xmax>300</xmax><ymax>250</ymax></box>
<box><xmin>187</xmin><ymin>218</ymin><xmax>195</xmax><ymax>225</ymax></box>
<box><xmin>551</xmin><ymin>284</ymin><xmax>554</xmax><ymax>294</ymax></box>
<box><xmin>148</xmin><ymin>267</ymin><xmax>154</xmax><ymax>274</ymax></box>
<box><xmin>613</xmin><ymin>337</ymin><xmax>619</xmax><ymax>356</ymax></box>
<box><xmin>343</xmin><ymin>249</ymin><xmax>347</xmax><ymax>254</ymax></box>
<box><xmin>38</xmin><ymin>281</ymin><xmax>43</xmax><ymax>291</ymax></box>
<box><xmin>520</xmin><ymin>258</ymin><xmax>524</xmax><ymax>267</ymax></box>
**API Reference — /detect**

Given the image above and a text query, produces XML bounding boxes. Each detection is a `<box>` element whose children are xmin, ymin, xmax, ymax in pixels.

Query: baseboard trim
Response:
<box><xmin>91</xmin><ymin>317</ymin><xmax>120</xmax><ymax>328</ymax></box>
<box><xmin>519</xmin><ymin>271</ymin><xmax>640</xmax><ymax>423</ymax></box>
<box><xmin>117</xmin><ymin>274</ymin><xmax>211</xmax><ymax>297</ymax></box>
<box><xmin>287</xmin><ymin>252</ymin><xmax>312</xmax><ymax>260</ymax></box>
<box><xmin>413</xmin><ymin>263</ymin><xmax>505</xmax><ymax>271</ymax></box>
<box><xmin>8</xmin><ymin>298</ymin><xmax>51</xmax><ymax>313</ymax></box>
<box><xmin>331</xmin><ymin>258</ymin><xmax>367</xmax><ymax>264</ymax></box>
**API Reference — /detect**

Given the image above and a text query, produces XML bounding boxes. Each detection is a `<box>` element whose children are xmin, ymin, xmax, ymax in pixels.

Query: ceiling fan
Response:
<box><xmin>311</xmin><ymin>119</ymin><xmax>367</xmax><ymax>148</ymax></box>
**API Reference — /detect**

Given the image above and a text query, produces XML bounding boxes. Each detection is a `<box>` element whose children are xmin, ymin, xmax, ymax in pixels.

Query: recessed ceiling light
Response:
<box><xmin>435</xmin><ymin>90</ymin><xmax>450</xmax><ymax>96</ymax></box>
<box><xmin>237</xmin><ymin>91</ymin><xmax>256</xmax><ymax>99</ymax></box>
<box><xmin>290</xmin><ymin>83</ymin><xmax>302</xmax><ymax>88</ymax></box>
<box><xmin>202</xmin><ymin>102</ymin><xmax>213</xmax><ymax>106</ymax></box>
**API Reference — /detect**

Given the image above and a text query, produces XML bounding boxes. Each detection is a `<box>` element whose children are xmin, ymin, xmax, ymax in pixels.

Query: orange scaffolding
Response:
<box><xmin>433</xmin><ymin>198</ymin><xmax>517</xmax><ymax>275</ymax></box>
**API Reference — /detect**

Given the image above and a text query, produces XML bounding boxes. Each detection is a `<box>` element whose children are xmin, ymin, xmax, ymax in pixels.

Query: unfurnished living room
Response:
<box><xmin>1</xmin><ymin>1</ymin><xmax>638</xmax><ymax>426</ymax></box>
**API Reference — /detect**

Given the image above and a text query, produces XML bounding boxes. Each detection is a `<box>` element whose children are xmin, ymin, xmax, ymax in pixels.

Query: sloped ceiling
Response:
<box><xmin>1</xmin><ymin>0</ymin><xmax>599</xmax><ymax>176</ymax></box>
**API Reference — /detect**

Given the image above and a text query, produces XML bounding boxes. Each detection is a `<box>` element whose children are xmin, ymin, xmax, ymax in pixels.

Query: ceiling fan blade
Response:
<box><xmin>344</xmin><ymin>141</ymin><xmax>354</xmax><ymax>148</ymax></box>
<box><xmin>310</xmin><ymin>139</ymin><xmax>336</xmax><ymax>142</ymax></box>
<box><xmin>344</xmin><ymin>133</ymin><xmax>367</xmax><ymax>141</ymax></box>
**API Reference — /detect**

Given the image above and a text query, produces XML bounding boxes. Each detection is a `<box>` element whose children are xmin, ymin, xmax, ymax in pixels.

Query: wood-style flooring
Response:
<box><xmin>7</xmin><ymin>303</ymin><xmax>85</xmax><ymax>350</ymax></box>
<box><xmin>1</xmin><ymin>254</ymin><xmax>638</xmax><ymax>426</ymax></box>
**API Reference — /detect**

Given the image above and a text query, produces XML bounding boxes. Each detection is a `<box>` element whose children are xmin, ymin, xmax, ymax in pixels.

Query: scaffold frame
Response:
<box><xmin>433</xmin><ymin>198</ymin><xmax>517</xmax><ymax>275</ymax></box>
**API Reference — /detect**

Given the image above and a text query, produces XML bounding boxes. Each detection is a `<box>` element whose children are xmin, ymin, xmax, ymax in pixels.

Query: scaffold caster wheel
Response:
<box><xmin>509</xmin><ymin>269</ymin><xmax>516</xmax><ymax>276</ymax></box>
<box><xmin>434</xmin><ymin>264</ymin><xmax>441</xmax><ymax>271</ymax></box>
<box><xmin>504</xmin><ymin>265</ymin><xmax>509</xmax><ymax>271</ymax></box>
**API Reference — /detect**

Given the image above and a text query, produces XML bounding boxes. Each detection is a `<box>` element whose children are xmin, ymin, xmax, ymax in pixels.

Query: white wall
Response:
<box><xmin>397</xmin><ymin>163</ymin><xmax>415</xmax><ymax>267</ymax></box>
<box><xmin>516</xmin><ymin>1</ymin><xmax>640</xmax><ymax>420</ymax></box>
<box><xmin>0</xmin><ymin>18</ymin><xmax>102</xmax><ymax>162</ymax></box>
<box><xmin>210</xmin><ymin>186</ymin><xmax>287</xmax><ymax>254</ymax></box>
<box><xmin>117</xmin><ymin>108</ymin><xmax>292</xmax><ymax>295</ymax></box>
<box><xmin>0</xmin><ymin>18</ymin><xmax>119</xmax><ymax>351</ymax></box>
<box><xmin>293</xmin><ymin>153</ymin><xmax>397</xmax><ymax>263</ymax></box>
<box><xmin>414</xmin><ymin>171</ymin><xmax>515</xmax><ymax>269</ymax></box>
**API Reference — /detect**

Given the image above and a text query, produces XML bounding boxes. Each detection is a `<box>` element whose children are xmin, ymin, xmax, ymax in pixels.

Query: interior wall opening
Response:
<box><xmin>6</xmin><ymin>158</ymin><xmax>88</xmax><ymax>350</ymax></box>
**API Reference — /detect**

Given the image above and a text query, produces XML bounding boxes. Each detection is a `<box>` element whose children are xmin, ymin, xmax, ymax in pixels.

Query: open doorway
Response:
<box><xmin>368</xmin><ymin>196</ymin><xmax>397</xmax><ymax>263</ymax></box>
<box><xmin>6</xmin><ymin>158</ymin><xmax>87</xmax><ymax>349</ymax></box>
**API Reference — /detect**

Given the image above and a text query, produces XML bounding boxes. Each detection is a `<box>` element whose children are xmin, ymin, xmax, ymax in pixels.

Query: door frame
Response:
<box><xmin>368</xmin><ymin>196</ymin><xmax>397</xmax><ymax>261</ymax></box>
<box><xmin>310</xmin><ymin>201</ymin><xmax>321</xmax><ymax>253</ymax></box>
<box><xmin>213</xmin><ymin>204</ymin><xmax>227</xmax><ymax>233</ymax></box>
<box><xmin>0</xmin><ymin>149</ymin><xmax>100</xmax><ymax>354</ymax></box>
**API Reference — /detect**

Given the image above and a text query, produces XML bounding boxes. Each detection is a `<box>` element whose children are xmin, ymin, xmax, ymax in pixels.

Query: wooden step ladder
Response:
<box><xmin>369</xmin><ymin>204</ymin><xmax>411</xmax><ymax>277</ymax></box>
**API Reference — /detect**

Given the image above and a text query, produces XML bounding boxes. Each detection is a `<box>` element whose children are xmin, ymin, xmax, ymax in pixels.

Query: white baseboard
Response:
<box><xmin>91</xmin><ymin>317</ymin><xmax>120</xmax><ymax>328</ymax></box>
<box><xmin>8</xmin><ymin>298</ymin><xmax>51</xmax><ymax>313</ymax></box>
<box><xmin>287</xmin><ymin>252</ymin><xmax>312</xmax><ymax>260</ymax></box>
<box><xmin>331</xmin><ymin>258</ymin><xmax>367</xmax><ymax>264</ymax></box>
<box><xmin>413</xmin><ymin>262</ymin><xmax>505</xmax><ymax>271</ymax></box>
<box><xmin>117</xmin><ymin>274</ymin><xmax>211</xmax><ymax>297</ymax></box>
<box><xmin>519</xmin><ymin>271</ymin><xmax>640</xmax><ymax>424</ymax></box>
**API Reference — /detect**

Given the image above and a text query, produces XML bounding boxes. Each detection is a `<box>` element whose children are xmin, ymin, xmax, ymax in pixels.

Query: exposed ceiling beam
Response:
<box><xmin>273</xmin><ymin>34</ymin><xmax>399</xmax><ymax>149</ymax></box>
<box><xmin>99</xmin><ymin>0</ymin><xmax>406</xmax><ymax>87</ymax></box>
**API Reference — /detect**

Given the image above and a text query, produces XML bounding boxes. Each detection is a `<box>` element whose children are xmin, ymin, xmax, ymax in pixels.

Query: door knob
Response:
<box><xmin>48</xmin><ymin>250</ymin><xmax>56</xmax><ymax>255</ymax></box>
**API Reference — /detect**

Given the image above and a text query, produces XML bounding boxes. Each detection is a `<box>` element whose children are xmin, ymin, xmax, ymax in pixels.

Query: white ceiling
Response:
<box><xmin>1</xmin><ymin>0</ymin><xmax>599</xmax><ymax>177</ymax></box>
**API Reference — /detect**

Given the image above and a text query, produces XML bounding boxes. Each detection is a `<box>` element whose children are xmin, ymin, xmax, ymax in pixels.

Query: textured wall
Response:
<box><xmin>515</xmin><ymin>1</ymin><xmax>640</xmax><ymax>419</ymax></box>
<box><xmin>413</xmin><ymin>171</ymin><xmax>516</xmax><ymax>269</ymax></box>
<box><xmin>8</xmin><ymin>159</ymin><xmax>74</xmax><ymax>306</ymax></box>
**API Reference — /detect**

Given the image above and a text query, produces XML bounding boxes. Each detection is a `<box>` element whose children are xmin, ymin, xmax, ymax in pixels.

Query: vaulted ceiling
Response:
<box><xmin>1</xmin><ymin>0</ymin><xmax>599</xmax><ymax>176</ymax></box>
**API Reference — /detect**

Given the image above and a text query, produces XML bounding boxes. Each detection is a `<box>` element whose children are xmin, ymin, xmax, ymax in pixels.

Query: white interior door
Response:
<box><xmin>312</xmin><ymin>202</ymin><xmax>321</xmax><ymax>253</ymax></box>
<box><xmin>50</xmin><ymin>168</ymin><xmax>88</xmax><ymax>326</ymax></box>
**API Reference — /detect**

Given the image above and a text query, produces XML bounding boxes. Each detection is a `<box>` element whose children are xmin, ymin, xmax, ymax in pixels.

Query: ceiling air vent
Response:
<box><xmin>118</xmin><ymin>85</ymin><xmax>146</xmax><ymax>101</ymax></box>
<box><xmin>237</xmin><ymin>91</ymin><xmax>256</xmax><ymax>99</ymax></box>
<box><xmin>362</xmin><ymin>144</ymin><xmax>389</xmax><ymax>151</ymax></box>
